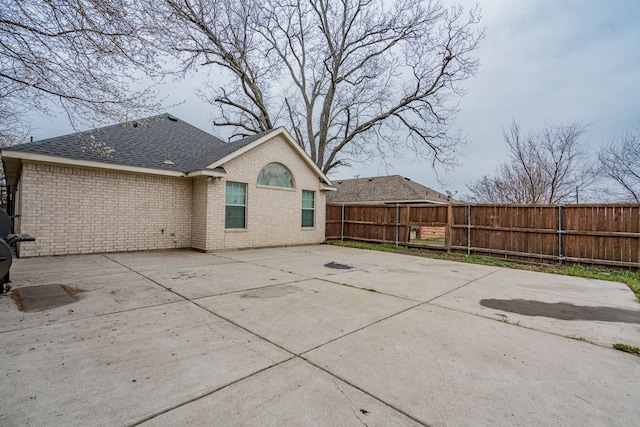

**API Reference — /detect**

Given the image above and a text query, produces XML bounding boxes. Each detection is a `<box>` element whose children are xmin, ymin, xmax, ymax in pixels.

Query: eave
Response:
<box><xmin>1</xmin><ymin>150</ymin><xmax>184</xmax><ymax>185</ymax></box>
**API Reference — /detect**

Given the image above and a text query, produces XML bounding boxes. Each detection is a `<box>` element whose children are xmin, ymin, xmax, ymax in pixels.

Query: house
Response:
<box><xmin>327</xmin><ymin>175</ymin><xmax>456</xmax><ymax>205</ymax></box>
<box><xmin>1</xmin><ymin>114</ymin><xmax>334</xmax><ymax>257</ymax></box>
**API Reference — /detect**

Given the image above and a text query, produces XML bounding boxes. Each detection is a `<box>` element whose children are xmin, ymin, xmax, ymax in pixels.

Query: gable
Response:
<box><xmin>204</xmin><ymin>127</ymin><xmax>334</xmax><ymax>190</ymax></box>
<box><xmin>218</xmin><ymin>133</ymin><xmax>331</xmax><ymax>192</ymax></box>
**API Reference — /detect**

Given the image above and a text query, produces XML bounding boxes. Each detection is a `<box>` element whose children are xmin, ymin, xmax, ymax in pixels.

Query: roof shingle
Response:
<box><xmin>6</xmin><ymin>113</ymin><xmax>263</xmax><ymax>173</ymax></box>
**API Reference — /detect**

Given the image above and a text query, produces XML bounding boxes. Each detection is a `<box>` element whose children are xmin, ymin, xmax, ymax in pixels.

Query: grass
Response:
<box><xmin>613</xmin><ymin>343</ymin><xmax>640</xmax><ymax>355</ymax></box>
<box><xmin>497</xmin><ymin>314</ymin><xmax>520</xmax><ymax>326</ymax></box>
<box><xmin>329</xmin><ymin>240</ymin><xmax>640</xmax><ymax>302</ymax></box>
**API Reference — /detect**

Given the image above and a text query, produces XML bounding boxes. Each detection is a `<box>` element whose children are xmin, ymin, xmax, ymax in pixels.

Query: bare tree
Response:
<box><xmin>147</xmin><ymin>0</ymin><xmax>483</xmax><ymax>174</ymax></box>
<box><xmin>466</xmin><ymin>121</ymin><xmax>595</xmax><ymax>204</ymax></box>
<box><xmin>598</xmin><ymin>129</ymin><xmax>640</xmax><ymax>202</ymax></box>
<box><xmin>0</xmin><ymin>101</ymin><xmax>29</xmax><ymax>148</ymax></box>
<box><xmin>0</xmin><ymin>0</ymin><xmax>163</xmax><ymax>145</ymax></box>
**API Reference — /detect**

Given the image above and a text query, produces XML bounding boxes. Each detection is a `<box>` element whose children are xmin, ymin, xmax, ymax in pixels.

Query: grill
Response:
<box><xmin>0</xmin><ymin>209</ymin><xmax>35</xmax><ymax>293</ymax></box>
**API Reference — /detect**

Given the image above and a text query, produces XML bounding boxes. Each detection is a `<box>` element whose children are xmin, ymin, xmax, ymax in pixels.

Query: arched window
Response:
<box><xmin>257</xmin><ymin>162</ymin><xmax>295</xmax><ymax>188</ymax></box>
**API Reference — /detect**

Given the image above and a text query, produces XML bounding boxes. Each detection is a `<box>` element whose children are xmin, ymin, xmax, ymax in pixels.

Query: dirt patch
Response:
<box><xmin>480</xmin><ymin>299</ymin><xmax>640</xmax><ymax>324</ymax></box>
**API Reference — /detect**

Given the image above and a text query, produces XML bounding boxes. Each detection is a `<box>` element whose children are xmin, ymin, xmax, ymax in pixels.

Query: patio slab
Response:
<box><xmin>214</xmin><ymin>247</ymin><xmax>310</xmax><ymax>263</ymax></box>
<box><xmin>8</xmin><ymin>253</ymin><xmax>130</xmax><ymax>283</ymax></box>
<box><xmin>294</xmin><ymin>244</ymin><xmax>424</xmax><ymax>267</ymax></box>
<box><xmin>411</xmin><ymin>257</ymin><xmax>502</xmax><ymax>280</ymax></box>
<box><xmin>326</xmin><ymin>264</ymin><xmax>483</xmax><ymax>302</ymax></box>
<box><xmin>105</xmin><ymin>249</ymin><xmax>235</xmax><ymax>272</ymax></box>
<box><xmin>142</xmin><ymin>358</ymin><xmax>422</xmax><ymax>427</ymax></box>
<box><xmin>197</xmin><ymin>278</ymin><xmax>418</xmax><ymax>354</ymax></box>
<box><xmin>142</xmin><ymin>261</ymin><xmax>305</xmax><ymax>299</ymax></box>
<box><xmin>250</xmin><ymin>252</ymin><xmax>376</xmax><ymax>279</ymax></box>
<box><xmin>0</xmin><ymin>301</ymin><xmax>290</xmax><ymax>426</ymax></box>
<box><xmin>304</xmin><ymin>304</ymin><xmax>640</xmax><ymax>426</ymax></box>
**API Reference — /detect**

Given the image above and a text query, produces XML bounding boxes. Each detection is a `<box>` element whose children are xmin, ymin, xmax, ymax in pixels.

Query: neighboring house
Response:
<box><xmin>1</xmin><ymin>114</ymin><xmax>334</xmax><ymax>257</ymax></box>
<box><xmin>327</xmin><ymin>175</ymin><xmax>456</xmax><ymax>205</ymax></box>
<box><xmin>327</xmin><ymin>175</ymin><xmax>456</xmax><ymax>241</ymax></box>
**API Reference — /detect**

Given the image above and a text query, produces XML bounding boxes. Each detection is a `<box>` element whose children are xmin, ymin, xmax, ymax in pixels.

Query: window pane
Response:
<box><xmin>257</xmin><ymin>163</ymin><xmax>295</xmax><ymax>188</ymax></box>
<box><xmin>226</xmin><ymin>206</ymin><xmax>246</xmax><ymax>228</ymax></box>
<box><xmin>301</xmin><ymin>209</ymin><xmax>314</xmax><ymax>227</ymax></box>
<box><xmin>302</xmin><ymin>190</ymin><xmax>315</xmax><ymax>208</ymax></box>
<box><xmin>226</xmin><ymin>181</ymin><xmax>246</xmax><ymax>205</ymax></box>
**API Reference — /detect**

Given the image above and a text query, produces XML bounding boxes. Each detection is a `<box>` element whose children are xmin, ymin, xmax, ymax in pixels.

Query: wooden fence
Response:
<box><xmin>326</xmin><ymin>203</ymin><xmax>640</xmax><ymax>269</ymax></box>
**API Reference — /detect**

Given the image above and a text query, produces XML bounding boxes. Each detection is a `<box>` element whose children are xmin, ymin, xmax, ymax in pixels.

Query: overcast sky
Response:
<box><xmin>29</xmin><ymin>0</ymin><xmax>640</xmax><ymax>196</ymax></box>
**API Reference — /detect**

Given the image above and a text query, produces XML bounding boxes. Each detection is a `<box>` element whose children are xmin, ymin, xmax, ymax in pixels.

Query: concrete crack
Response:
<box><xmin>332</xmin><ymin>376</ymin><xmax>369</xmax><ymax>427</ymax></box>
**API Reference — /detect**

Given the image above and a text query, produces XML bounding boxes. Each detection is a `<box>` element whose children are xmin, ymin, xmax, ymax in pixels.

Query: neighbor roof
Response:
<box><xmin>2</xmin><ymin>113</ymin><xmax>333</xmax><ymax>187</ymax></box>
<box><xmin>327</xmin><ymin>175</ymin><xmax>456</xmax><ymax>204</ymax></box>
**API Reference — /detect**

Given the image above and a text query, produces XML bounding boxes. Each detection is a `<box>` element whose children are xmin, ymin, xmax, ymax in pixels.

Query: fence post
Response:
<box><xmin>445</xmin><ymin>203</ymin><xmax>453</xmax><ymax>251</ymax></box>
<box><xmin>405</xmin><ymin>205</ymin><xmax>411</xmax><ymax>243</ymax></box>
<box><xmin>467</xmin><ymin>204</ymin><xmax>472</xmax><ymax>256</ymax></box>
<box><xmin>395</xmin><ymin>203</ymin><xmax>400</xmax><ymax>246</ymax></box>
<box><xmin>558</xmin><ymin>204</ymin><xmax>564</xmax><ymax>265</ymax></box>
<box><xmin>340</xmin><ymin>204</ymin><xmax>345</xmax><ymax>242</ymax></box>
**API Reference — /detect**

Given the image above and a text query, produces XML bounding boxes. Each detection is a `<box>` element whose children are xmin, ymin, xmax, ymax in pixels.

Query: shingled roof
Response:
<box><xmin>2</xmin><ymin>114</ymin><xmax>333</xmax><ymax>187</ymax></box>
<box><xmin>327</xmin><ymin>175</ymin><xmax>456</xmax><ymax>204</ymax></box>
<box><xmin>3</xmin><ymin>113</ymin><xmax>270</xmax><ymax>173</ymax></box>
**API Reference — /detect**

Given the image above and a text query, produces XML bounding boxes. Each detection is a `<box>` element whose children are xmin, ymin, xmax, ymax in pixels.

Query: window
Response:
<box><xmin>301</xmin><ymin>190</ymin><xmax>315</xmax><ymax>227</ymax></box>
<box><xmin>257</xmin><ymin>163</ymin><xmax>294</xmax><ymax>188</ymax></box>
<box><xmin>225</xmin><ymin>181</ymin><xmax>247</xmax><ymax>229</ymax></box>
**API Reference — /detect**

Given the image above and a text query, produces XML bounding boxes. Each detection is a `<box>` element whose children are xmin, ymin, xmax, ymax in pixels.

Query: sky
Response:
<box><xmin>28</xmin><ymin>0</ymin><xmax>640</xmax><ymax>197</ymax></box>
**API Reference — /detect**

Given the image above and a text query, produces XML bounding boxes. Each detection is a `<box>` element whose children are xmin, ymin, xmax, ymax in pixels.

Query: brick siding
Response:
<box><xmin>418</xmin><ymin>226</ymin><xmax>446</xmax><ymax>239</ymax></box>
<box><xmin>17</xmin><ymin>162</ymin><xmax>192</xmax><ymax>257</ymax></box>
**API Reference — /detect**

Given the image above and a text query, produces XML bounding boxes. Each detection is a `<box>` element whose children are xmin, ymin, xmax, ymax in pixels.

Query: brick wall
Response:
<box><xmin>190</xmin><ymin>177</ymin><xmax>208</xmax><ymax>251</ymax></box>
<box><xmin>418</xmin><ymin>226</ymin><xmax>446</xmax><ymax>239</ymax></box>
<box><xmin>18</xmin><ymin>162</ymin><xmax>192</xmax><ymax>257</ymax></box>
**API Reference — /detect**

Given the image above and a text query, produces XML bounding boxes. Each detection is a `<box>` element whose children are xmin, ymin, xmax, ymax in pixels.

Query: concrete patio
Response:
<box><xmin>0</xmin><ymin>244</ymin><xmax>638</xmax><ymax>426</ymax></box>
